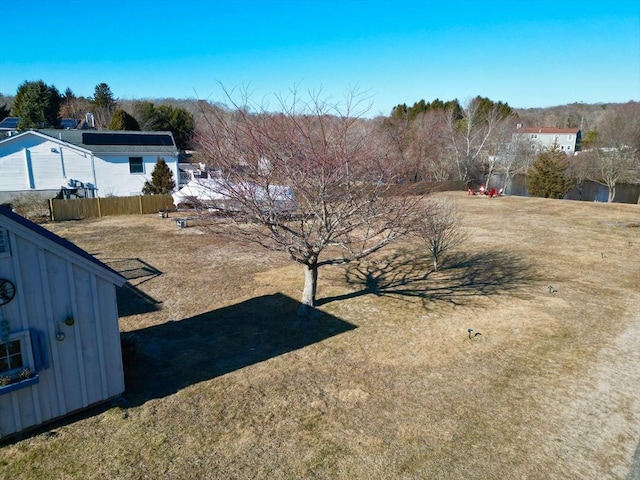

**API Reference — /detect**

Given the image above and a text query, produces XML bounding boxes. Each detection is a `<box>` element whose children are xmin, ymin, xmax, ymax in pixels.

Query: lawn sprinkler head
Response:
<box><xmin>468</xmin><ymin>328</ymin><xmax>481</xmax><ymax>339</ymax></box>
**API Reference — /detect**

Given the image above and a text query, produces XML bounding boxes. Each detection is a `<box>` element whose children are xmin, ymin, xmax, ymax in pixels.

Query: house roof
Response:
<box><xmin>0</xmin><ymin>206</ymin><xmax>126</xmax><ymax>287</ymax></box>
<box><xmin>0</xmin><ymin>116</ymin><xmax>20</xmax><ymax>131</ymax></box>
<box><xmin>35</xmin><ymin>129</ymin><xmax>179</xmax><ymax>155</ymax></box>
<box><xmin>517</xmin><ymin>127</ymin><xmax>580</xmax><ymax>134</ymax></box>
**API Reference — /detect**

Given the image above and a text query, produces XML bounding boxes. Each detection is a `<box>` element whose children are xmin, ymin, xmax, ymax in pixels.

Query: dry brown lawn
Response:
<box><xmin>1</xmin><ymin>193</ymin><xmax>639</xmax><ymax>479</ymax></box>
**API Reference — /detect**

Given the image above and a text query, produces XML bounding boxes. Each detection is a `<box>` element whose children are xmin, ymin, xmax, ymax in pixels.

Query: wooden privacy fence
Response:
<box><xmin>50</xmin><ymin>195</ymin><xmax>175</xmax><ymax>221</ymax></box>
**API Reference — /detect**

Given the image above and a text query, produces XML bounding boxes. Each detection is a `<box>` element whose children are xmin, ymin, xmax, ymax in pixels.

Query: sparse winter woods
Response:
<box><xmin>194</xmin><ymin>90</ymin><xmax>422</xmax><ymax>312</ymax></box>
<box><xmin>444</xmin><ymin>97</ymin><xmax>513</xmax><ymax>185</ymax></box>
<box><xmin>582</xmin><ymin>102</ymin><xmax>640</xmax><ymax>202</ymax></box>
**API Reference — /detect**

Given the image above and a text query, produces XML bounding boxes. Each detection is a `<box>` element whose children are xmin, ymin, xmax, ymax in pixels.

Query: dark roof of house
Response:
<box><xmin>0</xmin><ymin>206</ymin><xmax>125</xmax><ymax>286</ymax></box>
<box><xmin>517</xmin><ymin>127</ymin><xmax>580</xmax><ymax>134</ymax></box>
<box><xmin>36</xmin><ymin>129</ymin><xmax>179</xmax><ymax>154</ymax></box>
<box><xmin>59</xmin><ymin>118</ymin><xmax>81</xmax><ymax>129</ymax></box>
<box><xmin>0</xmin><ymin>117</ymin><xmax>20</xmax><ymax>130</ymax></box>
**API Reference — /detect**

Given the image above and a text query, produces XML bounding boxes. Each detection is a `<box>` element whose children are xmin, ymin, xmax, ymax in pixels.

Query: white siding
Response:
<box><xmin>0</xmin><ymin>147</ymin><xmax>29</xmax><ymax>190</ymax></box>
<box><xmin>29</xmin><ymin>142</ymin><xmax>64</xmax><ymax>189</ymax></box>
<box><xmin>1</xmin><ymin>133</ymin><xmax>179</xmax><ymax>198</ymax></box>
<box><xmin>93</xmin><ymin>154</ymin><xmax>179</xmax><ymax>197</ymax></box>
<box><xmin>0</xmin><ymin>215</ymin><xmax>124</xmax><ymax>439</ymax></box>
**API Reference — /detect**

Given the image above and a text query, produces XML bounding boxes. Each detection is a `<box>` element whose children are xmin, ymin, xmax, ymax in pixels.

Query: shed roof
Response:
<box><xmin>0</xmin><ymin>206</ymin><xmax>126</xmax><ymax>287</ymax></box>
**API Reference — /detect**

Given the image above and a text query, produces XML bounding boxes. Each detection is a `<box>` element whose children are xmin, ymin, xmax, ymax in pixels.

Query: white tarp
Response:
<box><xmin>171</xmin><ymin>178</ymin><xmax>231</xmax><ymax>206</ymax></box>
<box><xmin>172</xmin><ymin>179</ymin><xmax>296</xmax><ymax>213</ymax></box>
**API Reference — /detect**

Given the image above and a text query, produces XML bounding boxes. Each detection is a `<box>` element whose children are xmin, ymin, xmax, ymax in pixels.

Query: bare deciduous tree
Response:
<box><xmin>193</xmin><ymin>89</ymin><xmax>421</xmax><ymax>314</ymax></box>
<box><xmin>586</xmin><ymin>102</ymin><xmax>640</xmax><ymax>202</ymax></box>
<box><xmin>445</xmin><ymin>97</ymin><xmax>510</xmax><ymax>184</ymax></box>
<box><xmin>411</xmin><ymin>198</ymin><xmax>467</xmax><ymax>271</ymax></box>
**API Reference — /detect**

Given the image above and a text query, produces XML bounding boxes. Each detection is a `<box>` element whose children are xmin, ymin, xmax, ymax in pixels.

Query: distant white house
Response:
<box><xmin>0</xmin><ymin>206</ymin><xmax>126</xmax><ymax>439</ymax></box>
<box><xmin>513</xmin><ymin>125</ymin><xmax>581</xmax><ymax>154</ymax></box>
<box><xmin>0</xmin><ymin>130</ymin><xmax>179</xmax><ymax>203</ymax></box>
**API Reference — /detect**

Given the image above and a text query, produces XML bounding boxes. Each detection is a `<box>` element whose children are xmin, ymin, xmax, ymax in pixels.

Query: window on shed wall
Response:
<box><xmin>129</xmin><ymin>157</ymin><xmax>144</xmax><ymax>174</ymax></box>
<box><xmin>0</xmin><ymin>338</ymin><xmax>25</xmax><ymax>375</ymax></box>
<box><xmin>0</xmin><ymin>331</ymin><xmax>36</xmax><ymax>378</ymax></box>
<box><xmin>0</xmin><ymin>228</ymin><xmax>9</xmax><ymax>257</ymax></box>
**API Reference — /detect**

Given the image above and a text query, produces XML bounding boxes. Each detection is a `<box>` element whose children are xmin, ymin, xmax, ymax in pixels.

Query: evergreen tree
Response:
<box><xmin>154</xmin><ymin>105</ymin><xmax>195</xmax><ymax>150</ymax></box>
<box><xmin>131</xmin><ymin>102</ymin><xmax>194</xmax><ymax>149</ymax></box>
<box><xmin>142</xmin><ymin>158</ymin><xmax>175</xmax><ymax>194</ymax></box>
<box><xmin>527</xmin><ymin>147</ymin><xmax>574</xmax><ymax>199</ymax></box>
<box><xmin>92</xmin><ymin>83</ymin><xmax>116</xmax><ymax>109</ymax></box>
<box><xmin>11</xmin><ymin>80</ymin><xmax>62</xmax><ymax>130</ymax></box>
<box><xmin>0</xmin><ymin>103</ymin><xmax>9</xmax><ymax>122</ymax></box>
<box><xmin>132</xmin><ymin>100</ymin><xmax>159</xmax><ymax>130</ymax></box>
<box><xmin>108</xmin><ymin>108</ymin><xmax>140</xmax><ymax>130</ymax></box>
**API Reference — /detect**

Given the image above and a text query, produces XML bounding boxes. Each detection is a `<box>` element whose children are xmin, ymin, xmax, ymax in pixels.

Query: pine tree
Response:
<box><xmin>108</xmin><ymin>108</ymin><xmax>140</xmax><ymax>130</ymax></box>
<box><xmin>527</xmin><ymin>147</ymin><xmax>574</xmax><ymax>199</ymax></box>
<box><xmin>12</xmin><ymin>80</ymin><xmax>62</xmax><ymax>130</ymax></box>
<box><xmin>142</xmin><ymin>158</ymin><xmax>175</xmax><ymax>195</ymax></box>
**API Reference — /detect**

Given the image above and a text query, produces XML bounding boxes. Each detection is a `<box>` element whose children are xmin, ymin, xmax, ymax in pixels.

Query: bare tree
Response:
<box><xmin>482</xmin><ymin>116</ymin><xmax>519</xmax><ymax>190</ymax></box>
<box><xmin>59</xmin><ymin>96</ymin><xmax>91</xmax><ymax>120</ymax></box>
<box><xmin>193</xmin><ymin>88</ymin><xmax>421</xmax><ymax>313</ymax></box>
<box><xmin>444</xmin><ymin>97</ymin><xmax>511</xmax><ymax>184</ymax></box>
<box><xmin>411</xmin><ymin>198</ymin><xmax>467</xmax><ymax>271</ymax></box>
<box><xmin>586</xmin><ymin>102</ymin><xmax>640</xmax><ymax>202</ymax></box>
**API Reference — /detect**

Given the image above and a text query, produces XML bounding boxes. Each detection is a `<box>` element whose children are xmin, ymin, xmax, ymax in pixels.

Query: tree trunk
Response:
<box><xmin>298</xmin><ymin>263</ymin><xmax>318</xmax><ymax>315</ymax></box>
<box><xmin>608</xmin><ymin>185</ymin><xmax>616</xmax><ymax>202</ymax></box>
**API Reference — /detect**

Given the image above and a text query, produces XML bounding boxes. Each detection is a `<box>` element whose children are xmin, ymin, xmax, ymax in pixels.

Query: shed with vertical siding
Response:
<box><xmin>0</xmin><ymin>206</ymin><xmax>126</xmax><ymax>439</ymax></box>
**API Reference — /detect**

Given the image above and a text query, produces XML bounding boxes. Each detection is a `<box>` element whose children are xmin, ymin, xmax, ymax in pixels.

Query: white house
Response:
<box><xmin>513</xmin><ymin>126</ymin><xmax>582</xmax><ymax>154</ymax></box>
<box><xmin>0</xmin><ymin>130</ymin><xmax>179</xmax><ymax>203</ymax></box>
<box><xmin>0</xmin><ymin>206</ymin><xmax>126</xmax><ymax>439</ymax></box>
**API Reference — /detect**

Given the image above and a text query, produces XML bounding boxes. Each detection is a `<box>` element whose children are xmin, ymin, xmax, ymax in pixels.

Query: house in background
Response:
<box><xmin>513</xmin><ymin>125</ymin><xmax>581</xmax><ymax>154</ymax></box>
<box><xmin>0</xmin><ymin>130</ymin><xmax>179</xmax><ymax>204</ymax></box>
<box><xmin>0</xmin><ymin>206</ymin><xmax>126</xmax><ymax>439</ymax></box>
<box><xmin>0</xmin><ymin>117</ymin><xmax>20</xmax><ymax>136</ymax></box>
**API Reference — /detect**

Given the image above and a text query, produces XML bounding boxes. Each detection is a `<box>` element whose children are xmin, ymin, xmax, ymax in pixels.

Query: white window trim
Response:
<box><xmin>0</xmin><ymin>330</ymin><xmax>35</xmax><ymax>379</ymax></box>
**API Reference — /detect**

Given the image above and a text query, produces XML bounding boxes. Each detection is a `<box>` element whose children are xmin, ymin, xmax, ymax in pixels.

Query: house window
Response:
<box><xmin>0</xmin><ymin>228</ymin><xmax>9</xmax><ymax>257</ymax></box>
<box><xmin>568</xmin><ymin>134</ymin><xmax>573</xmax><ymax>140</ymax></box>
<box><xmin>566</xmin><ymin>145</ymin><xmax>572</xmax><ymax>151</ymax></box>
<box><xmin>129</xmin><ymin>157</ymin><xmax>144</xmax><ymax>174</ymax></box>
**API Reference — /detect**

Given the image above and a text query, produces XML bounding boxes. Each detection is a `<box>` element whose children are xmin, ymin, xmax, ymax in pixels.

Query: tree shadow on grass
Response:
<box><xmin>122</xmin><ymin>293</ymin><xmax>356</xmax><ymax>407</ymax></box>
<box><xmin>317</xmin><ymin>248</ymin><xmax>536</xmax><ymax>309</ymax></box>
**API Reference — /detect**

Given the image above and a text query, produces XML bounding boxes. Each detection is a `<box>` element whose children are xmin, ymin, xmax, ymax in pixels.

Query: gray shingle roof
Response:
<box><xmin>36</xmin><ymin>129</ymin><xmax>179</xmax><ymax>155</ymax></box>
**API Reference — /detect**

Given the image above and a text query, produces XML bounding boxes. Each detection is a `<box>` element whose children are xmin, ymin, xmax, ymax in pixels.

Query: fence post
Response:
<box><xmin>97</xmin><ymin>197</ymin><xmax>102</xmax><ymax>218</ymax></box>
<box><xmin>49</xmin><ymin>199</ymin><xmax>55</xmax><ymax>221</ymax></box>
<box><xmin>139</xmin><ymin>195</ymin><xmax>143</xmax><ymax>214</ymax></box>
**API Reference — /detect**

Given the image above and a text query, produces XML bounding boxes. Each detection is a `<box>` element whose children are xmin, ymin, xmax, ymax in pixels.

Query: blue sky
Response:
<box><xmin>1</xmin><ymin>0</ymin><xmax>638</xmax><ymax>116</ymax></box>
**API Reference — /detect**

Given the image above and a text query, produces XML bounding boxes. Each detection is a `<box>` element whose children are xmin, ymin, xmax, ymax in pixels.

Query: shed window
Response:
<box><xmin>0</xmin><ymin>228</ymin><xmax>9</xmax><ymax>257</ymax></box>
<box><xmin>129</xmin><ymin>157</ymin><xmax>144</xmax><ymax>174</ymax></box>
<box><xmin>0</xmin><ymin>330</ymin><xmax>47</xmax><ymax>395</ymax></box>
<box><xmin>0</xmin><ymin>339</ymin><xmax>24</xmax><ymax>375</ymax></box>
